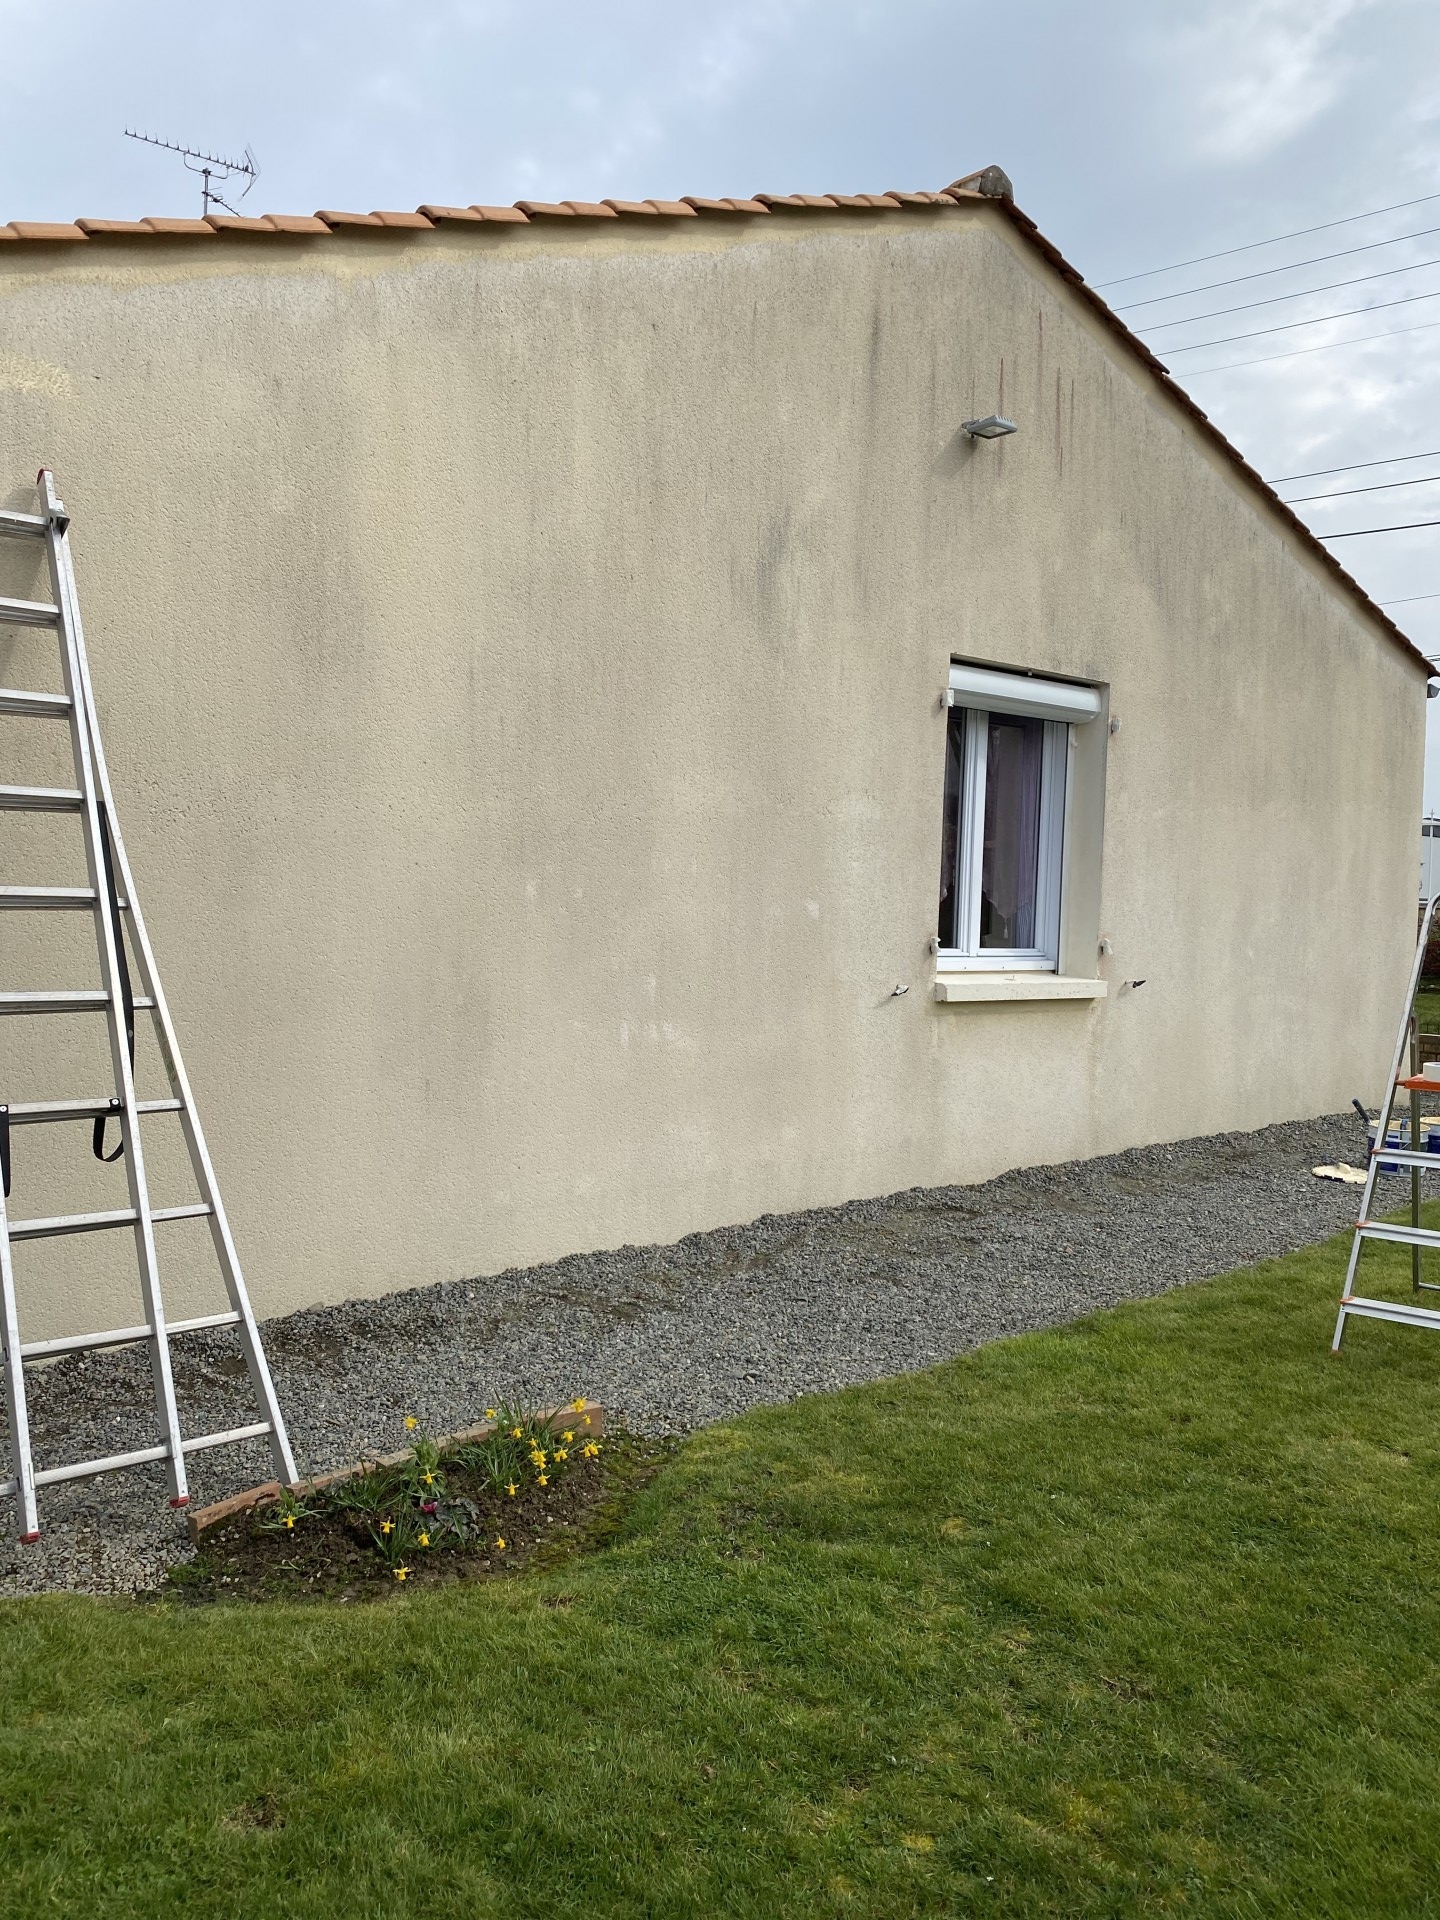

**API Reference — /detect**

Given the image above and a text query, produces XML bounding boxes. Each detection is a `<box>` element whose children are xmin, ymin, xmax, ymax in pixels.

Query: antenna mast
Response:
<box><xmin>123</xmin><ymin>130</ymin><xmax>259</xmax><ymax>218</ymax></box>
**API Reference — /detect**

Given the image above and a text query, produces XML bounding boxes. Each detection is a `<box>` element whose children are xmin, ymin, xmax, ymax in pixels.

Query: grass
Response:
<box><xmin>5</xmin><ymin>1221</ymin><xmax>1440</xmax><ymax>1917</ymax></box>
<box><xmin>1416</xmin><ymin>983</ymin><xmax>1440</xmax><ymax>1033</ymax></box>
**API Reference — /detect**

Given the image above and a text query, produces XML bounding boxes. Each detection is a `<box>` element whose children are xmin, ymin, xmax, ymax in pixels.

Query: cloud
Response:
<box><xmin>1160</xmin><ymin>0</ymin><xmax>1380</xmax><ymax>164</ymax></box>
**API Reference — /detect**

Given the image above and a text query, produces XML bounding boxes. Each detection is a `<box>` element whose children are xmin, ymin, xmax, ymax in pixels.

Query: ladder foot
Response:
<box><xmin>19</xmin><ymin>1530</ymin><xmax>40</xmax><ymax>1543</ymax></box>
<box><xmin>169</xmin><ymin>1495</ymin><xmax>190</xmax><ymax>1508</ymax></box>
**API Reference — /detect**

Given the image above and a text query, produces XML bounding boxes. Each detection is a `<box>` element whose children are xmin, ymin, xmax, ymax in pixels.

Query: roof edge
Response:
<box><xmin>987</xmin><ymin>199</ymin><xmax>1431</xmax><ymax>679</ymax></box>
<box><xmin>0</xmin><ymin>175</ymin><xmax>1427</xmax><ymax>678</ymax></box>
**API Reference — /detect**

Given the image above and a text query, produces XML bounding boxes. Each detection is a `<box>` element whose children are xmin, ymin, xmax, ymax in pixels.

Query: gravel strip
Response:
<box><xmin>0</xmin><ymin>1110</ymin><xmax>1387</xmax><ymax>1596</ymax></box>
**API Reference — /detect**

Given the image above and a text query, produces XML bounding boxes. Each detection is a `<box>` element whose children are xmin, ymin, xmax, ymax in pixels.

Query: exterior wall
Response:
<box><xmin>0</xmin><ymin>204</ymin><xmax>1426</xmax><ymax>1337</ymax></box>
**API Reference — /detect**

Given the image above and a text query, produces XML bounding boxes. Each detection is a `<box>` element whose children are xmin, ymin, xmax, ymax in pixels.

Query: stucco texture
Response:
<box><xmin>0</xmin><ymin>204</ymin><xmax>1425</xmax><ymax>1337</ymax></box>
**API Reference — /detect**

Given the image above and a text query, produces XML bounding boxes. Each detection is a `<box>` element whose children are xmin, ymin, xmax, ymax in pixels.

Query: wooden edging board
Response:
<box><xmin>185</xmin><ymin>1401</ymin><xmax>606</xmax><ymax>1542</ymax></box>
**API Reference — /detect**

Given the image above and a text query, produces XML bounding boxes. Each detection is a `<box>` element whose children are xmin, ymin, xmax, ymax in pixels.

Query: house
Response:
<box><xmin>0</xmin><ymin>167</ymin><xmax>1429</xmax><ymax>1338</ymax></box>
<box><xmin>1422</xmin><ymin>818</ymin><xmax>1440</xmax><ymax>904</ymax></box>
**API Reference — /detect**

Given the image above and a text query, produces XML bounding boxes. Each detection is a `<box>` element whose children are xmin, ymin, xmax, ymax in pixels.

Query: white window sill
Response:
<box><xmin>933</xmin><ymin>974</ymin><xmax>1109</xmax><ymax>1004</ymax></box>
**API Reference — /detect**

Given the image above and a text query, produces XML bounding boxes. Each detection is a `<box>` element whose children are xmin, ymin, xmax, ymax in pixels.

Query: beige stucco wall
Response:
<box><xmin>0</xmin><ymin>203</ymin><xmax>1426</xmax><ymax>1338</ymax></box>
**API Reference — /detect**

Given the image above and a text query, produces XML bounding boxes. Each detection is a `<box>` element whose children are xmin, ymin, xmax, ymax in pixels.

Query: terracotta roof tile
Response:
<box><xmin>9</xmin><ymin>222</ymin><xmax>88</xmax><ymax>241</ymax></box>
<box><xmin>757</xmin><ymin>193</ymin><xmax>838</xmax><ymax>210</ymax></box>
<box><xmin>681</xmin><ymin>196</ymin><xmax>769</xmax><ymax>215</ymax></box>
<box><xmin>0</xmin><ymin>171</ymin><xmax>1424</xmax><ymax>677</ymax></box>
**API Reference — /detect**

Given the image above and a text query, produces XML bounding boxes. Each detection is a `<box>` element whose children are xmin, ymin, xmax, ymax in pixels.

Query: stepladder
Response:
<box><xmin>1333</xmin><ymin>890</ymin><xmax>1440</xmax><ymax>1352</ymax></box>
<box><xmin>0</xmin><ymin>468</ymin><xmax>296</xmax><ymax>1540</ymax></box>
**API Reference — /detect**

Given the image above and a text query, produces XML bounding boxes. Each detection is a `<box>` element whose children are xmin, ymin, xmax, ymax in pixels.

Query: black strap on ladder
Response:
<box><xmin>92</xmin><ymin>802</ymin><xmax>133</xmax><ymax>1167</ymax></box>
<box><xmin>0</xmin><ymin>1105</ymin><xmax>9</xmax><ymax>1200</ymax></box>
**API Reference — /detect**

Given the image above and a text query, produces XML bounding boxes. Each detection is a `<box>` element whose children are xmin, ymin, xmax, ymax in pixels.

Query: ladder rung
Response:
<box><xmin>0</xmin><ymin>1422</ymin><xmax>274</xmax><ymax>1497</ymax></box>
<box><xmin>22</xmin><ymin>1443</ymin><xmax>169</xmax><ymax>1492</ymax></box>
<box><xmin>0</xmin><ymin>784</ymin><xmax>82</xmax><ymax>812</ymax></box>
<box><xmin>17</xmin><ymin>1308</ymin><xmax>241</xmax><ymax>1362</ymax></box>
<box><xmin>1368</xmin><ymin>1148</ymin><xmax>1440</xmax><ymax>1170</ymax></box>
<box><xmin>0</xmin><ymin>990</ymin><xmax>156</xmax><ymax>1014</ymax></box>
<box><xmin>0</xmin><ymin>688</ymin><xmax>70</xmax><ymax>717</ymax></box>
<box><xmin>5</xmin><ymin>1096</ymin><xmax>182</xmax><ymax>1127</ymax></box>
<box><xmin>1339</xmin><ymin>1294</ymin><xmax>1440</xmax><ymax>1331</ymax></box>
<box><xmin>1356</xmin><ymin>1220</ymin><xmax>1440</xmax><ymax>1249</ymax></box>
<box><xmin>0</xmin><ymin>509</ymin><xmax>47</xmax><ymax>540</ymax></box>
<box><xmin>0</xmin><ymin>594</ymin><xmax>59</xmax><ymax>628</ymax></box>
<box><xmin>0</xmin><ymin>887</ymin><xmax>97</xmax><ymax>910</ymax></box>
<box><xmin>182</xmin><ymin>1421</ymin><xmax>271</xmax><ymax>1456</ymax></box>
<box><xmin>7</xmin><ymin>1202</ymin><xmax>212</xmax><ymax>1242</ymax></box>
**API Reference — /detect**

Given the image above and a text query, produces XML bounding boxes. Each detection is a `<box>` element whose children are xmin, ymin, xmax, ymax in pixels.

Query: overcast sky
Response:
<box><xmin>6</xmin><ymin>0</ymin><xmax>1440</xmax><ymax>797</ymax></box>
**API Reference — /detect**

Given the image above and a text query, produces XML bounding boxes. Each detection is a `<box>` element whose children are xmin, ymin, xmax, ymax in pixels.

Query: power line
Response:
<box><xmin>1093</xmin><ymin>188</ymin><xmax>1440</xmax><ymax>290</ymax></box>
<box><xmin>1380</xmin><ymin>591</ymin><xmax>1440</xmax><ymax>605</ymax></box>
<box><xmin>1139</xmin><ymin>253</ymin><xmax>1440</xmax><ymax>333</ymax></box>
<box><xmin>1320</xmin><ymin>518</ymin><xmax>1440</xmax><ymax>539</ymax></box>
<box><xmin>1178</xmin><ymin>315</ymin><xmax>1440</xmax><ymax>375</ymax></box>
<box><xmin>1281</xmin><ymin>472</ymin><xmax>1440</xmax><ymax>505</ymax></box>
<box><xmin>1164</xmin><ymin>285</ymin><xmax>1440</xmax><ymax>355</ymax></box>
<box><xmin>1268</xmin><ymin>448</ymin><xmax>1440</xmax><ymax>483</ymax></box>
<box><xmin>1115</xmin><ymin>224</ymin><xmax>1440</xmax><ymax>312</ymax></box>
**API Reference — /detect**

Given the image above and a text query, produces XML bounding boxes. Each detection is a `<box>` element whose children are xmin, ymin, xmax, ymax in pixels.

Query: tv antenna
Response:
<box><xmin>123</xmin><ymin>129</ymin><xmax>259</xmax><ymax>218</ymax></box>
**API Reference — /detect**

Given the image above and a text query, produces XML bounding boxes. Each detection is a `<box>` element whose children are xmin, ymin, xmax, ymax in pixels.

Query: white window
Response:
<box><xmin>938</xmin><ymin>664</ymin><xmax>1101</xmax><ymax>972</ymax></box>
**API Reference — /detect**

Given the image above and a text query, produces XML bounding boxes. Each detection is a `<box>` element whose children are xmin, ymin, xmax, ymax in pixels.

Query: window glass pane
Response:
<box><xmin>980</xmin><ymin>713</ymin><xmax>1043</xmax><ymax>949</ymax></box>
<box><xmin>938</xmin><ymin>707</ymin><xmax>964</xmax><ymax>947</ymax></box>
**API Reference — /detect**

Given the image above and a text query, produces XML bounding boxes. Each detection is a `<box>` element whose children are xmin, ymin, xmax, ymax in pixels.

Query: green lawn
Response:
<box><xmin>1416</xmin><ymin>983</ymin><xmax>1440</xmax><ymax>1033</ymax></box>
<box><xmin>5</xmin><ymin>1222</ymin><xmax>1440</xmax><ymax>1918</ymax></box>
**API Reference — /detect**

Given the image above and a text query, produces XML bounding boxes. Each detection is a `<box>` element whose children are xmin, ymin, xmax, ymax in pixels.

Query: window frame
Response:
<box><xmin>937</xmin><ymin>664</ymin><xmax>1102</xmax><ymax>977</ymax></box>
<box><xmin>944</xmin><ymin>705</ymin><xmax>1067</xmax><ymax>971</ymax></box>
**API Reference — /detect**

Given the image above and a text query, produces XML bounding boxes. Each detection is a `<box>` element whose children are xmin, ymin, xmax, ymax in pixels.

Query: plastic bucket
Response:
<box><xmin>1369</xmin><ymin>1119</ymin><xmax>1440</xmax><ymax>1173</ymax></box>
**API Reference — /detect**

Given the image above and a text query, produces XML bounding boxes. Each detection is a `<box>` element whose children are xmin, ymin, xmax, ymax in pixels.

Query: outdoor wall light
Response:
<box><xmin>962</xmin><ymin>414</ymin><xmax>1018</xmax><ymax>439</ymax></box>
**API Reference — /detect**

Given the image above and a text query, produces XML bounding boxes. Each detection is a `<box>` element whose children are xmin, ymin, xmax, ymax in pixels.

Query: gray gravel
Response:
<box><xmin>0</xmin><ymin>1110</ymin><xmax>1385</xmax><ymax>1596</ymax></box>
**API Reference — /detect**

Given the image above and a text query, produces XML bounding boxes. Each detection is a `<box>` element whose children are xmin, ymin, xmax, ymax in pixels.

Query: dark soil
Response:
<box><xmin>165</xmin><ymin>1429</ymin><xmax>676</xmax><ymax>1605</ymax></box>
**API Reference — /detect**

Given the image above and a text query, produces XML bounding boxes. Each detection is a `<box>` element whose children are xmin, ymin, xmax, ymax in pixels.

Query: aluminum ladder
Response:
<box><xmin>0</xmin><ymin>468</ymin><xmax>296</xmax><ymax>1540</ymax></box>
<box><xmin>1333</xmin><ymin>890</ymin><xmax>1440</xmax><ymax>1351</ymax></box>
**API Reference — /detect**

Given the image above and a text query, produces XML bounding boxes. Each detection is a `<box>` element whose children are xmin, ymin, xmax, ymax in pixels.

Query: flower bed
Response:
<box><xmin>169</xmin><ymin>1401</ymin><xmax>670</xmax><ymax>1603</ymax></box>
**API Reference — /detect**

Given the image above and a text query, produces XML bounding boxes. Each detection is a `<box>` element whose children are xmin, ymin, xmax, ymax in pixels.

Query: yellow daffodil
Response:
<box><xmin>405</xmin><ymin>1415</ymin><xmax>418</xmax><ymax>1430</ymax></box>
<box><xmin>394</xmin><ymin>1565</ymin><xmax>410</xmax><ymax>1581</ymax></box>
<box><xmin>572</xmin><ymin>1398</ymin><xmax>587</xmax><ymax>1412</ymax></box>
<box><xmin>530</xmin><ymin>1451</ymin><xmax>547</xmax><ymax>1468</ymax></box>
<box><xmin>418</xmin><ymin>1532</ymin><xmax>430</xmax><ymax>1548</ymax></box>
<box><xmin>485</xmin><ymin>1407</ymin><xmax>497</xmax><ymax>1419</ymax></box>
<box><xmin>283</xmin><ymin>1513</ymin><xmax>295</xmax><ymax>1530</ymax></box>
<box><xmin>562</xmin><ymin>1431</ymin><xmax>574</xmax><ymax>1444</ymax></box>
<box><xmin>537</xmin><ymin>1473</ymin><xmax>549</xmax><ymax>1487</ymax></box>
<box><xmin>381</xmin><ymin>1518</ymin><xmax>394</xmax><ymax>1535</ymax></box>
<box><xmin>506</xmin><ymin>1482</ymin><xmax>518</xmax><ymax>1498</ymax></box>
<box><xmin>583</xmin><ymin>1442</ymin><xmax>600</xmax><ymax>1459</ymax></box>
<box><xmin>422</xmin><ymin>1471</ymin><xmax>435</xmax><ymax>1486</ymax></box>
<box><xmin>583</xmin><ymin>1415</ymin><xmax>592</xmax><ymax>1427</ymax></box>
<box><xmin>554</xmin><ymin>1448</ymin><xmax>568</xmax><ymax>1462</ymax></box>
<box><xmin>494</xmin><ymin>1537</ymin><xmax>506</xmax><ymax>1550</ymax></box>
<box><xmin>511</xmin><ymin>1427</ymin><xmax>523</xmax><ymax>1440</ymax></box>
